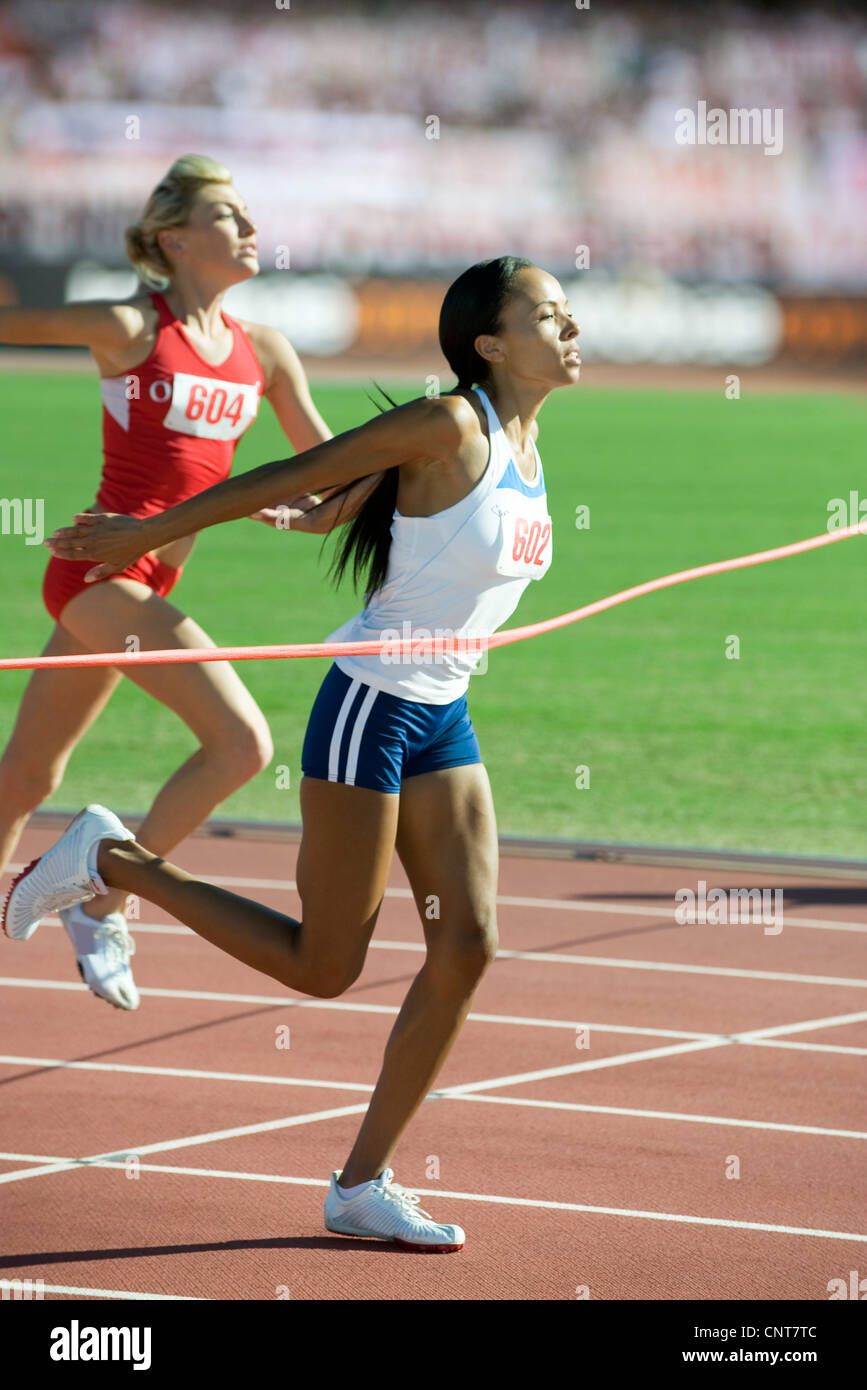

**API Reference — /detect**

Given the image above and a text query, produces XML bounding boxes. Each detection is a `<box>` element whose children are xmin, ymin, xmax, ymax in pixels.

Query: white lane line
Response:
<box><xmin>437</xmin><ymin>1010</ymin><xmax>867</xmax><ymax>1097</ymax></box>
<box><xmin>7</xmin><ymin>1057</ymin><xmax>867</xmax><ymax>1153</ymax></box>
<box><xmin>0</xmin><ymin>1102</ymin><xmax>374</xmax><ymax>1186</ymax></box>
<box><xmin>1</xmin><ymin>1002</ymin><xmax>861</xmax><ymax>1195</ymax></box>
<box><xmin>1</xmin><ymin>1011</ymin><xmax>864</xmax><ymax>1106</ymax></box>
<box><xmin>11</xmin><ymin>865</ymin><xmax>866</xmax><ymax>933</ymax></box>
<box><xmin>0</xmin><ymin>1110</ymin><xmax>377</xmax><ymax>1186</ymax></box>
<box><xmin>4</xmin><ymin>978</ymin><xmax>867</xmax><ymax>1051</ymax></box>
<box><xmin>78</xmin><ymin>922</ymin><xmax>194</xmax><ymax>937</ymax></box>
<box><xmin>201</xmin><ymin>874</ymin><xmax>867</xmax><ymax>934</ymax></box>
<box><xmin>445</xmin><ymin>1095</ymin><xmax>867</xmax><ymax>1141</ymax></box>
<box><xmin>2</xmin><ymin>1002</ymin><xmax>864</xmax><ymax>1189</ymax></box>
<box><xmin>487</xmin><ymin>955</ymin><xmax>867</xmax><ymax>988</ymax></box>
<box><xmin>52</xmin><ymin>919</ymin><xmax>867</xmax><ymax>971</ymax></box>
<box><xmin>470</xmin><ymin>1016</ymin><xmax>711</xmax><ymax>1040</ymax></box>
<box><xmin>762</xmin><ymin>918</ymin><xmax>867</xmax><ymax>935</ymax></box>
<box><xmin>2</xmin><ymin>1068</ymin><xmax>865</xmax><ymax>1167</ymax></box>
<box><xmin>732</xmin><ymin>1009</ymin><xmax>867</xmax><ymax>1039</ymax></box>
<box><xmin>4</xmin><ymin>934</ymin><xmax>867</xmax><ymax>993</ymax></box>
<box><xmin>494</xmin><ymin>897</ymin><xmax>867</xmax><ymax>935</ymax></box>
<box><xmin>0</xmin><ymin>1156</ymin><xmax>333</xmax><ymax>1188</ymax></box>
<box><xmin>749</xmin><ymin>1039</ymin><xmax>867</xmax><ymax>1057</ymax></box>
<box><xmin>0</xmin><ymin>1056</ymin><xmax>375</xmax><ymax>1093</ymax></box>
<box><xmin>105</xmin><ymin>1102</ymin><xmax>374</xmax><ymax>1159</ymax></box>
<box><xmin>0</xmin><ymin>1283</ymin><xmax>207</xmax><ymax>1301</ymax></box>
<box><xmin>1</xmin><ymin>978</ymin><xmax>108</xmax><ymax>994</ymax></box>
<box><xmin>0</xmin><ymin>1152</ymin><xmax>73</xmax><ymax>1164</ymax></box>
<box><xmin>164</xmin><ymin>883</ymin><xmax>867</xmax><ymax>937</ymax></box>
<box><xmin>1</xmin><ymin>1155</ymin><xmax>863</xmax><ymax>1243</ymax></box>
<box><xmin>0</xmin><ymin>978</ymin><xmax>721</xmax><ymax>1036</ymax></box>
<box><xmin>199</xmin><ymin>880</ymin><xmax>867</xmax><ymax>936</ymax></box>
<box><xmin>0</xmin><ymin>1160</ymin><xmax>93</xmax><ymax>1184</ymax></box>
<box><xmin>38</xmin><ymin>917</ymin><xmax>867</xmax><ymax>995</ymax></box>
<box><xmin>436</xmin><ymin>1039</ymin><xmax>728</xmax><ymax>1096</ymax></box>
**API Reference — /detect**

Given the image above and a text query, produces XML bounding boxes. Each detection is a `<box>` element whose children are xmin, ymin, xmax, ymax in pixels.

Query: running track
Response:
<box><xmin>1</xmin><ymin>825</ymin><xmax>865</xmax><ymax>1302</ymax></box>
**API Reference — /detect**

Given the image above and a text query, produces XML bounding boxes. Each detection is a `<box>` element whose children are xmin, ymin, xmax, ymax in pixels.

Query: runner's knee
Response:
<box><xmin>304</xmin><ymin>970</ymin><xmax>355</xmax><ymax>1000</ymax></box>
<box><xmin>0</xmin><ymin>747</ymin><xmax>66</xmax><ymax>809</ymax></box>
<box><xmin>208</xmin><ymin>715</ymin><xmax>274</xmax><ymax>784</ymax></box>
<box><xmin>426</xmin><ymin>912</ymin><xmax>499</xmax><ymax>988</ymax></box>
<box><xmin>299</xmin><ymin>957</ymin><xmax>364</xmax><ymax>1000</ymax></box>
<box><xmin>293</xmin><ymin>923</ymin><xmax>367</xmax><ymax>999</ymax></box>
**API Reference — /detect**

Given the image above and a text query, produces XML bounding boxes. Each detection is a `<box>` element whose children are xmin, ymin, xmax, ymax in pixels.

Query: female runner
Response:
<box><xmin>0</xmin><ymin>154</ymin><xmax>374</xmax><ymax>1009</ymax></box>
<box><xmin>6</xmin><ymin>256</ymin><xmax>581</xmax><ymax>1250</ymax></box>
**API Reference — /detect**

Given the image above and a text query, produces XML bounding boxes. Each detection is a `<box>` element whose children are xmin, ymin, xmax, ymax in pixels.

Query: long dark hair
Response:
<box><xmin>329</xmin><ymin>256</ymin><xmax>534</xmax><ymax>601</ymax></box>
<box><xmin>327</xmin><ymin>385</ymin><xmax>400</xmax><ymax>601</ymax></box>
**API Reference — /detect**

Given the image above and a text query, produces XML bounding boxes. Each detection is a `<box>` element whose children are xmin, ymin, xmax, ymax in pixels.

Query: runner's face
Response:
<box><xmin>161</xmin><ymin>185</ymin><xmax>259</xmax><ymax>284</ymax></box>
<box><xmin>482</xmin><ymin>267</ymin><xmax>581</xmax><ymax>386</ymax></box>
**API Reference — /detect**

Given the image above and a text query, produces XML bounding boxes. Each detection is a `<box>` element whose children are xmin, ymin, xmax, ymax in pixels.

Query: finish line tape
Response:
<box><xmin>1</xmin><ymin>522</ymin><xmax>862</xmax><ymax>672</ymax></box>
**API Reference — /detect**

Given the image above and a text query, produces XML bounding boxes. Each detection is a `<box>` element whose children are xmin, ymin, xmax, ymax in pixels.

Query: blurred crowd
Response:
<box><xmin>2</xmin><ymin>1</ymin><xmax>864</xmax><ymax>130</ymax></box>
<box><xmin>0</xmin><ymin>0</ymin><xmax>865</xmax><ymax>285</ymax></box>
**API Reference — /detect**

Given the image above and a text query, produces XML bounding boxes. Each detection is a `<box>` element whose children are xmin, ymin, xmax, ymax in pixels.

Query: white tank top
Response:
<box><xmin>326</xmin><ymin>387</ymin><xmax>554</xmax><ymax>704</ymax></box>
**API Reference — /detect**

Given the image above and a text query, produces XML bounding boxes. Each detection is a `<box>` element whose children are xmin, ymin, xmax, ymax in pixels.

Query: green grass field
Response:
<box><xmin>1</xmin><ymin>372</ymin><xmax>865</xmax><ymax>856</ymax></box>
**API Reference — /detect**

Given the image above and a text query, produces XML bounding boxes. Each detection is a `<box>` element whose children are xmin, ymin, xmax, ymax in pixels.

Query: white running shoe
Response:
<box><xmin>324</xmin><ymin>1169</ymin><xmax>465</xmax><ymax>1251</ymax></box>
<box><xmin>58</xmin><ymin>903</ymin><xmax>140</xmax><ymax>1011</ymax></box>
<box><xmin>2</xmin><ymin>804</ymin><xmax>135</xmax><ymax>943</ymax></box>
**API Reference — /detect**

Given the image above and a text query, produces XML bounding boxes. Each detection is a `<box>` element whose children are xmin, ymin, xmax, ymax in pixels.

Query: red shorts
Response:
<box><xmin>43</xmin><ymin>553</ymin><xmax>183</xmax><ymax>624</ymax></box>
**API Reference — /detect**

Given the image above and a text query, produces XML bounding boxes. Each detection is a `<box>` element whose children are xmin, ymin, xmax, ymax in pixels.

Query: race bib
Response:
<box><xmin>161</xmin><ymin>372</ymin><xmax>260</xmax><ymax>440</ymax></box>
<box><xmin>493</xmin><ymin>506</ymin><xmax>554</xmax><ymax>579</ymax></box>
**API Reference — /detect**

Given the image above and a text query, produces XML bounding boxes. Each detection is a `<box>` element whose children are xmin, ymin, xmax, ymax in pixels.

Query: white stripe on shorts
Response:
<box><xmin>344</xmin><ymin>683</ymin><xmax>380</xmax><ymax>786</ymax></box>
<box><xmin>327</xmin><ymin>677</ymin><xmax>379</xmax><ymax>784</ymax></box>
<box><xmin>328</xmin><ymin>678</ymin><xmax>362</xmax><ymax>781</ymax></box>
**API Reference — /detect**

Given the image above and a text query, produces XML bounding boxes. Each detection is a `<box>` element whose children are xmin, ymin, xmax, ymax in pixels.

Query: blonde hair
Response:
<box><xmin>124</xmin><ymin>154</ymin><xmax>233</xmax><ymax>287</ymax></box>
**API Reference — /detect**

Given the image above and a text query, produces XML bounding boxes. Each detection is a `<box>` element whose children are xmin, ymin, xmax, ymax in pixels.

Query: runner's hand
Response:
<box><xmin>256</xmin><ymin>475</ymin><xmax>384</xmax><ymax>534</ymax></box>
<box><xmin>45</xmin><ymin>512</ymin><xmax>148</xmax><ymax>581</ymax></box>
<box><xmin>248</xmin><ymin>493</ymin><xmax>324</xmax><ymax>528</ymax></box>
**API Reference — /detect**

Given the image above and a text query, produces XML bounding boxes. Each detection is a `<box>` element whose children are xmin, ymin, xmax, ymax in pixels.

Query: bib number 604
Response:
<box><xmin>185</xmin><ymin>383</ymin><xmax>246</xmax><ymax>427</ymax></box>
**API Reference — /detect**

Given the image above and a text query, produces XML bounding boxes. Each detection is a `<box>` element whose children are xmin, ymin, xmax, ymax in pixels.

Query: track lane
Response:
<box><xmin>2</xmin><ymin>825</ymin><xmax>865</xmax><ymax>1300</ymax></box>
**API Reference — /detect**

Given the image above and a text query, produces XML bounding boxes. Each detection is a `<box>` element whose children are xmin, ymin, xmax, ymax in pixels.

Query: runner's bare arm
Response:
<box><xmin>0</xmin><ymin>301</ymin><xmax>147</xmax><ymax>353</ymax></box>
<box><xmin>241</xmin><ymin>322</ymin><xmax>332</xmax><ymax>453</ymax></box>
<box><xmin>46</xmin><ymin>395</ymin><xmax>475</xmax><ymax>575</ymax></box>
<box><xmin>264</xmin><ymin>472</ymin><xmax>387</xmax><ymax>535</ymax></box>
<box><xmin>238</xmin><ymin>321</ymin><xmax>380</xmax><ymax>532</ymax></box>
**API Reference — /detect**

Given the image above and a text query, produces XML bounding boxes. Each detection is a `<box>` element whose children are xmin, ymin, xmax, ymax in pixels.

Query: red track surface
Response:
<box><xmin>1</xmin><ymin>826</ymin><xmax>866</xmax><ymax>1302</ymax></box>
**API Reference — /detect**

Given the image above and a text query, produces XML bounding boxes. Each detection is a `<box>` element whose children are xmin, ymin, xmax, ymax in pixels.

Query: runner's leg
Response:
<box><xmin>93</xmin><ymin>774</ymin><xmax>401</xmax><ymax>998</ymax></box>
<box><xmin>60</xmin><ymin>579</ymin><xmax>274</xmax><ymax>918</ymax></box>
<box><xmin>336</xmin><ymin>762</ymin><xmax>499</xmax><ymax>1187</ymax></box>
<box><xmin>0</xmin><ymin>624</ymin><xmax>121</xmax><ymax>880</ymax></box>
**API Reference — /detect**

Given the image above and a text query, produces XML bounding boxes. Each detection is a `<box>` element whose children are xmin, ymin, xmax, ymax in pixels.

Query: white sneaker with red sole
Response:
<box><xmin>324</xmin><ymin>1168</ymin><xmax>465</xmax><ymax>1251</ymax></box>
<box><xmin>2</xmin><ymin>804</ymin><xmax>135</xmax><ymax>943</ymax></box>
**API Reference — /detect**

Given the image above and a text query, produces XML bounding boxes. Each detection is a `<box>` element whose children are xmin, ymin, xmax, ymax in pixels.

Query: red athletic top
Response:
<box><xmin>96</xmin><ymin>293</ymin><xmax>264</xmax><ymax>518</ymax></box>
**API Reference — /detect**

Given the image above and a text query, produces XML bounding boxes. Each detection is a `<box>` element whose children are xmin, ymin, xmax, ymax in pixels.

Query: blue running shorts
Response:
<box><xmin>301</xmin><ymin>663</ymin><xmax>482</xmax><ymax>794</ymax></box>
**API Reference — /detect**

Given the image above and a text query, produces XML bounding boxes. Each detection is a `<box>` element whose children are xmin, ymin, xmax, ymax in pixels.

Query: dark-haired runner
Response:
<box><xmin>6</xmin><ymin>257</ymin><xmax>580</xmax><ymax>1250</ymax></box>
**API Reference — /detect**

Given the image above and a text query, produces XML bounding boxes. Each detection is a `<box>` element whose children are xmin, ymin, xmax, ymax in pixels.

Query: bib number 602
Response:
<box><xmin>512</xmin><ymin>518</ymin><xmax>551</xmax><ymax>565</ymax></box>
